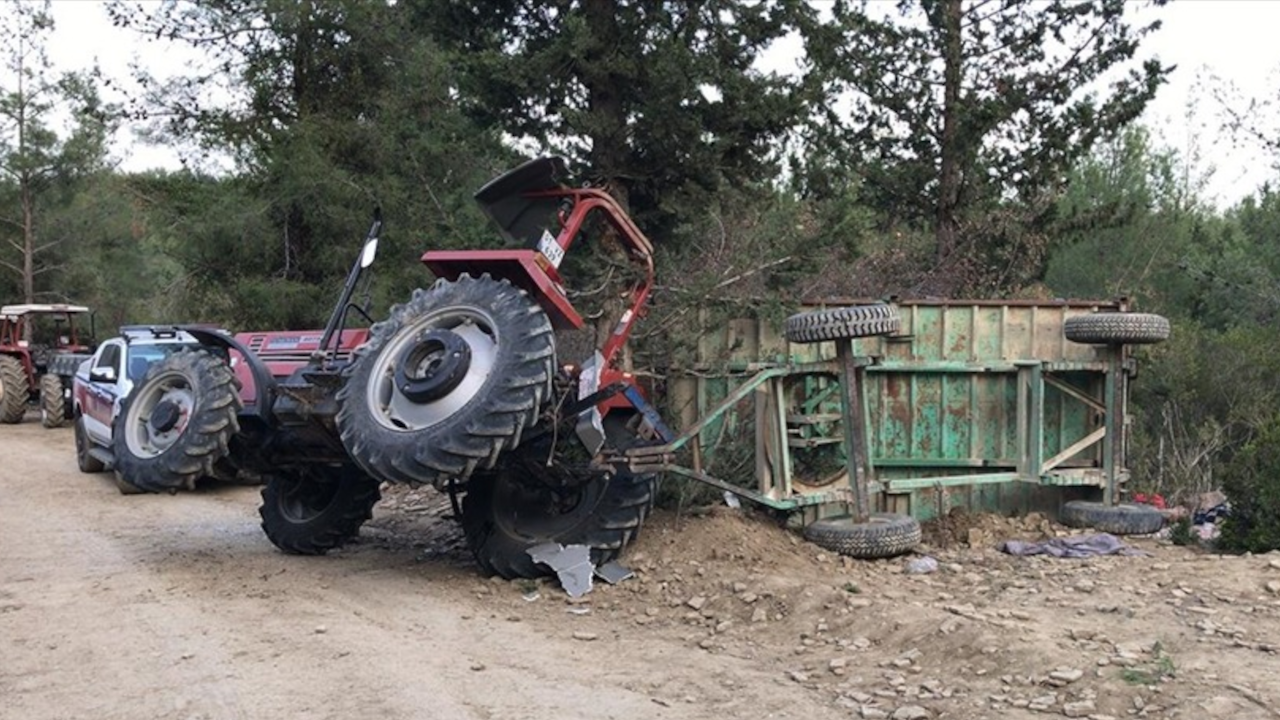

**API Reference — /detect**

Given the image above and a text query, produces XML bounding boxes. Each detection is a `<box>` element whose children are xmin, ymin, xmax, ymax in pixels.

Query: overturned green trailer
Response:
<box><xmin>627</xmin><ymin>298</ymin><xmax>1168</xmax><ymax>553</ymax></box>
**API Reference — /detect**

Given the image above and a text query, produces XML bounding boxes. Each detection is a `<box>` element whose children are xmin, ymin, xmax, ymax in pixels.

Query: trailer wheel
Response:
<box><xmin>259</xmin><ymin>465</ymin><xmax>382</xmax><ymax>555</ymax></box>
<box><xmin>1059</xmin><ymin>500</ymin><xmax>1164</xmax><ymax>535</ymax></box>
<box><xmin>337</xmin><ymin>274</ymin><xmax>555</xmax><ymax>488</ymax></box>
<box><xmin>0</xmin><ymin>355</ymin><xmax>27</xmax><ymax>423</ymax></box>
<box><xmin>462</xmin><ymin>415</ymin><xmax>658</xmax><ymax>579</ymax></box>
<box><xmin>112</xmin><ymin>349</ymin><xmax>241</xmax><ymax>492</ymax></box>
<box><xmin>784</xmin><ymin>304</ymin><xmax>900</xmax><ymax>344</ymax></box>
<box><xmin>40</xmin><ymin>374</ymin><xmax>67</xmax><ymax>428</ymax></box>
<box><xmin>1064</xmin><ymin>312</ymin><xmax>1169</xmax><ymax>345</ymax></box>
<box><xmin>74</xmin><ymin>415</ymin><xmax>105</xmax><ymax>473</ymax></box>
<box><xmin>803</xmin><ymin>513</ymin><xmax>921</xmax><ymax>559</ymax></box>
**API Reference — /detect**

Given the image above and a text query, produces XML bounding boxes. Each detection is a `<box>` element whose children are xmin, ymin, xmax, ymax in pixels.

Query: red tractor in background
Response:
<box><xmin>0</xmin><ymin>304</ymin><xmax>95</xmax><ymax>426</ymax></box>
<box><xmin>111</xmin><ymin>162</ymin><xmax>668</xmax><ymax>578</ymax></box>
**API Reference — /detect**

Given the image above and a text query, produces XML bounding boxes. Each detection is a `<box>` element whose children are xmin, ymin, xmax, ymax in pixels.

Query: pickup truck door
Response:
<box><xmin>81</xmin><ymin>341</ymin><xmax>123</xmax><ymax>443</ymax></box>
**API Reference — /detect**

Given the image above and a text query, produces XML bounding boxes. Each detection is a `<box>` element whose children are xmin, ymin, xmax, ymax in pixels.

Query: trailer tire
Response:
<box><xmin>803</xmin><ymin>513</ymin><xmax>921</xmax><ymax>559</ymax></box>
<box><xmin>337</xmin><ymin>274</ymin><xmax>555</xmax><ymax>488</ymax></box>
<box><xmin>40</xmin><ymin>373</ymin><xmax>67</xmax><ymax>428</ymax></box>
<box><xmin>0</xmin><ymin>355</ymin><xmax>27</xmax><ymax>423</ymax></box>
<box><xmin>785</xmin><ymin>304</ymin><xmax>900</xmax><ymax>344</ymax></box>
<box><xmin>74</xmin><ymin>415</ymin><xmax>105</xmax><ymax>473</ymax></box>
<box><xmin>462</xmin><ymin>415</ymin><xmax>658</xmax><ymax>579</ymax></box>
<box><xmin>112</xmin><ymin>349</ymin><xmax>241</xmax><ymax>492</ymax></box>
<box><xmin>1064</xmin><ymin>312</ymin><xmax>1169</xmax><ymax>345</ymax></box>
<box><xmin>1059</xmin><ymin>500</ymin><xmax>1164</xmax><ymax>535</ymax></box>
<box><xmin>259</xmin><ymin>465</ymin><xmax>382</xmax><ymax>555</ymax></box>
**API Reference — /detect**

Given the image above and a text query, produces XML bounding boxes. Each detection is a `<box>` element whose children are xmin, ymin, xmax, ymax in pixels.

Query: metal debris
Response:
<box><xmin>527</xmin><ymin>543</ymin><xmax>594</xmax><ymax>598</ymax></box>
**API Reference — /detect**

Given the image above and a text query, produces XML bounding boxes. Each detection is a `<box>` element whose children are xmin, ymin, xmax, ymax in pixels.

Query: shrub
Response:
<box><xmin>1217</xmin><ymin>414</ymin><xmax>1280</xmax><ymax>553</ymax></box>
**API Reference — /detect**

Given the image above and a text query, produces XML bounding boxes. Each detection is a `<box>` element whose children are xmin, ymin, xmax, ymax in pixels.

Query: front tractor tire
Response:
<box><xmin>112</xmin><ymin>349</ymin><xmax>241</xmax><ymax>492</ymax></box>
<box><xmin>462</xmin><ymin>415</ymin><xmax>659</xmax><ymax>579</ymax></box>
<box><xmin>0</xmin><ymin>355</ymin><xmax>27</xmax><ymax>423</ymax></box>
<box><xmin>40</xmin><ymin>374</ymin><xmax>67</xmax><ymax>428</ymax></box>
<box><xmin>336</xmin><ymin>274</ymin><xmax>555</xmax><ymax>488</ymax></box>
<box><xmin>259</xmin><ymin>465</ymin><xmax>382</xmax><ymax>555</ymax></box>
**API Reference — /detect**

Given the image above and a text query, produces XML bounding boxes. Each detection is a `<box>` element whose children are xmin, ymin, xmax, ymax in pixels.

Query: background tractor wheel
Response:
<box><xmin>784</xmin><ymin>304</ymin><xmax>900</xmax><ymax>344</ymax></box>
<box><xmin>40</xmin><ymin>374</ymin><xmax>67</xmax><ymax>428</ymax></box>
<box><xmin>112</xmin><ymin>349</ymin><xmax>241</xmax><ymax>492</ymax></box>
<box><xmin>336</xmin><ymin>274</ymin><xmax>555</xmax><ymax>488</ymax></box>
<box><xmin>0</xmin><ymin>355</ymin><xmax>27</xmax><ymax>423</ymax></box>
<box><xmin>1059</xmin><ymin>500</ymin><xmax>1164</xmax><ymax>535</ymax></box>
<box><xmin>462</xmin><ymin>414</ymin><xmax>658</xmax><ymax>579</ymax></box>
<box><xmin>259</xmin><ymin>464</ymin><xmax>382</xmax><ymax>555</ymax></box>
<box><xmin>1064</xmin><ymin>312</ymin><xmax>1169</xmax><ymax>345</ymax></box>
<box><xmin>74</xmin><ymin>415</ymin><xmax>105</xmax><ymax>473</ymax></box>
<box><xmin>803</xmin><ymin>513</ymin><xmax>922</xmax><ymax>559</ymax></box>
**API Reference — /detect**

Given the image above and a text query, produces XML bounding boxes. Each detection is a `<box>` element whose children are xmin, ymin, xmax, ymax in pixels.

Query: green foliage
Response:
<box><xmin>1217</xmin><ymin>414</ymin><xmax>1280</xmax><ymax>554</ymax></box>
<box><xmin>418</xmin><ymin>0</ymin><xmax>808</xmax><ymax>231</ymax></box>
<box><xmin>1168</xmin><ymin>516</ymin><xmax>1195</xmax><ymax>547</ymax></box>
<box><xmin>801</xmin><ymin>0</ymin><xmax>1169</xmax><ymax>285</ymax></box>
<box><xmin>0</xmin><ymin>0</ymin><xmax>116</xmax><ymax>304</ymax></box>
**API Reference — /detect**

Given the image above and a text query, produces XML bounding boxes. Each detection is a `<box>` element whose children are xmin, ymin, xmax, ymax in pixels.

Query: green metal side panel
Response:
<box><xmin>667</xmin><ymin>299</ymin><xmax>1130</xmax><ymax>521</ymax></box>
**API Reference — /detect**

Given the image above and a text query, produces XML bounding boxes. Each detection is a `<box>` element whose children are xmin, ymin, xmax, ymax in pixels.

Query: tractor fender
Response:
<box><xmin>179</xmin><ymin>326</ymin><xmax>278</xmax><ymax>422</ymax></box>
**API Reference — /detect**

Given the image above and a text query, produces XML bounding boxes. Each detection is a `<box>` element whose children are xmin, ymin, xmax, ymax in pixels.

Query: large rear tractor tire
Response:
<box><xmin>112</xmin><ymin>349</ymin><xmax>241</xmax><ymax>492</ymax></box>
<box><xmin>336</xmin><ymin>274</ymin><xmax>556</xmax><ymax>488</ymax></box>
<box><xmin>74</xmin><ymin>415</ymin><xmax>105</xmax><ymax>473</ymax></box>
<box><xmin>462</xmin><ymin>414</ymin><xmax>659</xmax><ymax>579</ymax></box>
<box><xmin>0</xmin><ymin>355</ymin><xmax>28</xmax><ymax>423</ymax></box>
<box><xmin>259</xmin><ymin>465</ymin><xmax>382</xmax><ymax>555</ymax></box>
<box><xmin>40</xmin><ymin>373</ymin><xmax>67</xmax><ymax>428</ymax></box>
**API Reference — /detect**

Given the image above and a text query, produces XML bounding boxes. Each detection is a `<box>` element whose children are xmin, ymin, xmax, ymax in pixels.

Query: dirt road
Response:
<box><xmin>3</xmin><ymin>419</ymin><xmax>1280</xmax><ymax>720</ymax></box>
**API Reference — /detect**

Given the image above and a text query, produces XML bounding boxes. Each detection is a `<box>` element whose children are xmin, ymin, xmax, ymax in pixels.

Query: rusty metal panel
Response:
<box><xmin>669</xmin><ymin>298</ymin><xmax>1132</xmax><ymax>520</ymax></box>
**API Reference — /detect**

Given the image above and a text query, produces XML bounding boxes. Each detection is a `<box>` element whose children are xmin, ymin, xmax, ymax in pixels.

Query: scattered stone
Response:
<box><xmin>572</xmin><ymin>631</ymin><xmax>599</xmax><ymax>641</ymax></box>
<box><xmin>1062</xmin><ymin>700</ymin><xmax>1095</xmax><ymax>717</ymax></box>
<box><xmin>740</xmin><ymin>592</ymin><xmax>759</xmax><ymax>604</ymax></box>
<box><xmin>686</xmin><ymin>596</ymin><xmax>707</xmax><ymax>610</ymax></box>
<box><xmin>714</xmin><ymin>620</ymin><xmax>733</xmax><ymax>633</ymax></box>
<box><xmin>860</xmin><ymin>707</ymin><xmax>889</xmax><ymax>719</ymax></box>
<box><xmin>1048</xmin><ymin>668</ymin><xmax>1084</xmax><ymax>684</ymax></box>
<box><xmin>788</xmin><ymin>670</ymin><xmax>809</xmax><ymax>683</ymax></box>
<box><xmin>751</xmin><ymin>607</ymin><xmax>769</xmax><ymax>623</ymax></box>
<box><xmin>891</xmin><ymin>705</ymin><xmax>930</xmax><ymax>720</ymax></box>
<box><xmin>698</xmin><ymin>638</ymin><xmax>714</xmax><ymax>650</ymax></box>
<box><xmin>905</xmin><ymin>557</ymin><xmax>939</xmax><ymax>575</ymax></box>
<box><xmin>1074</xmin><ymin>579</ymin><xmax>1096</xmax><ymax>593</ymax></box>
<box><xmin>1265</xmin><ymin>580</ymin><xmax>1280</xmax><ymax>596</ymax></box>
<box><xmin>314</xmin><ymin>625</ymin><xmax>328</xmax><ymax>634</ymax></box>
<box><xmin>829</xmin><ymin>658</ymin><xmax>849</xmax><ymax>671</ymax></box>
<box><xmin>470</xmin><ymin>662</ymin><xmax>486</xmax><ymax>671</ymax></box>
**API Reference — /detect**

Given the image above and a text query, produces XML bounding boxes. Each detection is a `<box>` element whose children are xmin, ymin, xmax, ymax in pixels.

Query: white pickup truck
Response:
<box><xmin>71</xmin><ymin>326</ymin><xmax>213</xmax><ymax>490</ymax></box>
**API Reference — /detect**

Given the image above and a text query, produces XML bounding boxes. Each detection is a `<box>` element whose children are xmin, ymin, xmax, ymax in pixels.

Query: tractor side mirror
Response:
<box><xmin>360</xmin><ymin>237</ymin><xmax>378</xmax><ymax>268</ymax></box>
<box><xmin>90</xmin><ymin>367</ymin><xmax>116</xmax><ymax>383</ymax></box>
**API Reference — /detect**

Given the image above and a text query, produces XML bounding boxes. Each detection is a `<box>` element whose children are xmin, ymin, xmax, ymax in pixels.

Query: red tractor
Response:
<box><xmin>0</xmin><ymin>303</ymin><xmax>95</xmax><ymax>426</ymax></box>
<box><xmin>112</xmin><ymin>163</ymin><xmax>668</xmax><ymax>578</ymax></box>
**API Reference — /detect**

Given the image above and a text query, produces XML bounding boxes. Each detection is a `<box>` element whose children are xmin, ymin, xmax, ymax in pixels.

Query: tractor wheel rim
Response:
<box><xmin>124</xmin><ymin>371</ymin><xmax>196</xmax><ymax>458</ymax></box>
<box><xmin>277</xmin><ymin>471</ymin><xmax>340</xmax><ymax>523</ymax></box>
<box><xmin>366</xmin><ymin>305</ymin><xmax>499</xmax><ymax>432</ymax></box>
<box><xmin>491</xmin><ymin>472</ymin><xmax>602</xmax><ymax>540</ymax></box>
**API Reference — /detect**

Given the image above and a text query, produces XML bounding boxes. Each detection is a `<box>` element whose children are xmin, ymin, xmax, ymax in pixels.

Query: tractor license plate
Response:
<box><xmin>537</xmin><ymin>230</ymin><xmax>565</xmax><ymax>269</ymax></box>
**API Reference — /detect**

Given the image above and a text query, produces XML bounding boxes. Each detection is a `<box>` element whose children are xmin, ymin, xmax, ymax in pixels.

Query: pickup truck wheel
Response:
<box><xmin>112</xmin><ymin>349</ymin><xmax>241</xmax><ymax>492</ymax></box>
<box><xmin>337</xmin><ymin>274</ymin><xmax>555</xmax><ymax>488</ymax></box>
<box><xmin>259</xmin><ymin>465</ymin><xmax>382</xmax><ymax>555</ymax></box>
<box><xmin>40</xmin><ymin>374</ymin><xmax>67</xmax><ymax>428</ymax></box>
<box><xmin>462</xmin><ymin>415</ymin><xmax>658</xmax><ymax>579</ymax></box>
<box><xmin>0</xmin><ymin>355</ymin><xmax>27</xmax><ymax>423</ymax></box>
<box><xmin>74</xmin><ymin>415</ymin><xmax>105</xmax><ymax>473</ymax></box>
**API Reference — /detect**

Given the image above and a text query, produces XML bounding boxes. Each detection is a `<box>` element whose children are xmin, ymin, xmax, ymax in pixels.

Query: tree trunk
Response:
<box><xmin>935</xmin><ymin>0</ymin><xmax>963</xmax><ymax>263</ymax></box>
<box><xmin>582</xmin><ymin>0</ymin><xmax>632</xmax><ymax>353</ymax></box>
